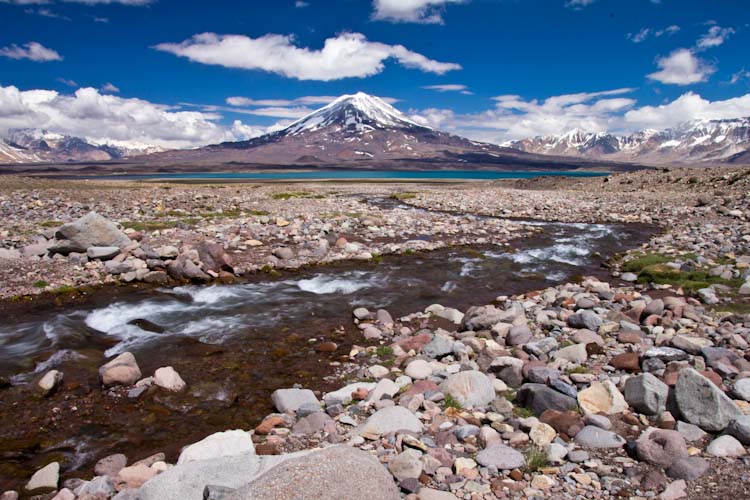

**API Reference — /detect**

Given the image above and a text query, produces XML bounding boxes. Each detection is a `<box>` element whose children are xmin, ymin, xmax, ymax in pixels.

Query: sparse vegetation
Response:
<box><xmin>524</xmin><ymin>446</ymin><xmax>549</xmax><ymax>472</ymax></box>
<box><xmin>38</xmin><ymin>220</ymin><xmax>62</xmax><ymax>228</ymax></box>
<box><xmin>565</xmin><ymin>365</ymin><xmax>591</xmax><ymax>375</ymax></box>
<box><xmin>32</xmin><ymin>280</ymin><xmax>49</xmax><ymax>289</ymax></box>
<box><xmin>272</xmin><ymin>192</ymin><xmax>327</xmax><ymax>200</ymax></box>
<box><xmin>444</xmin><ymin>394</ymin><xmax>463</xmax><ymax>410</ymax></box>
<box><xmin>513</xmin><ymin>406</ymin><xmax>534</xmax><ymax>418</ymax></box>
<box><xmin>389</xmin><ymin>192</ymin><xmax>418</xmax><ymax>201</ymax></box>
<box><xmin>375</xmin><ymin>346</ymin><xmax>393</xmax><ymax>358</ymax></box>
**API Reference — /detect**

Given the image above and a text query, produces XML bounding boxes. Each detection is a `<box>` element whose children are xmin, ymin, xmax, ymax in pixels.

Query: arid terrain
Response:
<box><xmin>1</xmin><ymin>166</ymin><xmax>750</xmax><ymax>500</ymax></box>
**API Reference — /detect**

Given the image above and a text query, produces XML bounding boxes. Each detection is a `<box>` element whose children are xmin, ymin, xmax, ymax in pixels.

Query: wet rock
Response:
<box><xmin>624</xmin><ymin>372</ymin><xmax>669</xmax><ymax>415</ymax></box>
<box><xmin>439</xmin><ymin>370</ymin><xmax>494</xmax><ymax>408</ymax></box>
<box><xmin>271</xmin><ymin>388</ymin><xmax>320</xmax><ymax>415</ymax></box>
<box><xmin>475</xmin><ymin>445</ymin><xmax>525</xmax><ymax>470</ymax></box>
<box><xmin>636</xmin><ymin>429</ymin><xmax>688</xmax><ymax>467</ymax></box>
<box><xmin>79</xmin><ymin>475</ymin><xmax>115</xmax><ymax>497</ymax></box>
<box><xmin>196</xmin><ymin>242</ymin><xmax>233</xmax><ymax>273</ymax></box>
<box><xmin>667</xmin><ymin>457</ymin><xmax>710</xmax><ymax>481</ymax></box>
<box><xmin>37</xmin><ymin>369</ymin><xmax>63</xmax><ymax>396</ymax></box>
<box><xmin>95</xmin><ymin>454</ymin><xmax>127</xmax><ymax>478</ymax></box>
<box><xmin>706</xmin><ymin>435</ymin><xmax>747</xmax><ymax>457</ymax></box>
<box><xmin>25</xmin><ymin>462</ymin><xmax>59</xmax><ymax>491</ymax></box>
<box><xmin>54</xmin><ymin>212</ymin><xmax>131</xmax><ymax>253</ymax></box>
<box><xmin>675</xmin><ymin>368</ymin><xmax>741</xmax><ymax>431</ymax></box>
<box><xmin>99</xmin><ymin>352</ymin><xmax>141</xmax><ymax>386</ymax></box>
<box><xmin>357</xmin><ymin>406</ymin><xmax>422</xmax><ymax>438</ymax></box>
<box><xmin>230</xmin><ymin>446</ymin><xmax>400</xmax><ymax>500</ymax></box>
<box><xmin>577</xmin><ymin>380</ymin><xmax>628</xmax><ymax>415</ymax></box>
<box><xmin>272</xmin><ymin>247</ymin><xmax>294</xmax><ymax>260</ymax></box>
<box><xmin>574</xmin><ymin>426</ymin><xmax>626</xmax><ymax>448</ymax></box>
<box><xmin>178</xmin><ymin>430</ymin><xmax>255</xmax><ymax>465</ymax></box>
<box><xmin>154</xmin><ymin>366</ymin><xmax>186</xmax><ymax>392</ymax></box>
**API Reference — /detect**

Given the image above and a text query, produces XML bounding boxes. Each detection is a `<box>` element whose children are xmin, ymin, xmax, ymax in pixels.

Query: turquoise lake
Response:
<box><xmin>75</xmin><ymin>169</ymin><xmax>609</xmax><ymax>181</ymax></box>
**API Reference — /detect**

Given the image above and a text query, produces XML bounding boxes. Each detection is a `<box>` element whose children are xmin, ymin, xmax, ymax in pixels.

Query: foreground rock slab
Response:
<box><xmin>228</xmin><ymin>446</ymin><xmax>401</xmax><ymax>500</ymax></box>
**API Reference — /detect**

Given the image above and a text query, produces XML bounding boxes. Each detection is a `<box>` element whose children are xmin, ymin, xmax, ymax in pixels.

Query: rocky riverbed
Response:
<box><xmin>2</xmin><ymin>166</ymin><xmax>750</xmax><ymax>500</ymax></box>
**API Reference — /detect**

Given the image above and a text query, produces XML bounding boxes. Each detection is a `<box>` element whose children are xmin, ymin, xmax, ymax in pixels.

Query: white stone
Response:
<box><xmin>177</xmin><ymin>430</ymin><xmax>255</xmax><ymax>465</ymax></box>
<box><xmin>154</xmin><ymin>367</ymin><xmax>186</xmax><ymax>392</ymax></box>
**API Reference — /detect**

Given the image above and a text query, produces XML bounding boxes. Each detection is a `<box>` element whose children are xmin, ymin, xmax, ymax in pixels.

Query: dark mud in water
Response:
<box><xmin>0</xmin><ymin>204</ymin><xmax>656</xmax><ymax>491</ymax></box>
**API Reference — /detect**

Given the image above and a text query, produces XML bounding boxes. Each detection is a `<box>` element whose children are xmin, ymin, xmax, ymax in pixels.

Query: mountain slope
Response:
<box><xmin>148</xmin><ymin>92</ymin><xmax>603</xmax><ymax>169</ymax></box>
<box><xmin>508</xmin><ymin>118</ymin><xmax>750</xmax><ymax>165</ymax></box>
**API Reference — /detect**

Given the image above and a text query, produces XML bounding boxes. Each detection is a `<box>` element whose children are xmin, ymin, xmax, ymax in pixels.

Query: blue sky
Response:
<box><xmin>1</xmin><ymin>0</ymin><xmax>749</xmax><ymax>148</ymax></box>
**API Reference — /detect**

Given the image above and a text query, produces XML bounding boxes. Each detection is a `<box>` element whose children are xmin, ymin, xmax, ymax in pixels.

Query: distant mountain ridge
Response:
<box><xmin>508</xmin><ymin>117</ymin><xmax>750</xmax><ymax>164</ymax></box>
<box><xmin>0</xmin><ymin>129</ymin><xmax>163</xmax><ymax>164</ymax></box>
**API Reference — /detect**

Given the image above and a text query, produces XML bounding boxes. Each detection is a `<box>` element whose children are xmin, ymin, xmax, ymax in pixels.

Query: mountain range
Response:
<box><xmin>0</xmin><ymin>129</ymin><xmax>161</xmax><ymax>164</ymax></box>
<box><xmin>2</xmin><ymin>93</ymin><xmax>749</xmax><ymax>168</ymax></box>
<box><xmin>507</xmin><ymin>118</ymin><xmax>750</xmax><ymax>165</ymax></box>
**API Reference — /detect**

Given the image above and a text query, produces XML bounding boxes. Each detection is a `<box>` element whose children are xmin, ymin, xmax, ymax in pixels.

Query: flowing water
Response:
<box><xmin>0</xmin><ymin>198</ymin><xmax>655</xmax><ymax>489</ymax></box>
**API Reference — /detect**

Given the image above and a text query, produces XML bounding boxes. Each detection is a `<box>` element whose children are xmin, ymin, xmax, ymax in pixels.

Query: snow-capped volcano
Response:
<box><xmin>508</xmin><ymin>118</ymin><xmax>750</xmax><ymax>164</ymax></box>
<box><xmin>149</xmin><ymin>91</ymin><xmax>593</xmax><ymax>168</ymax></box>
<box><xmin>283</xmin><ymin>92</ymin><xmax>427</xmax><ymax>136</ymax></box>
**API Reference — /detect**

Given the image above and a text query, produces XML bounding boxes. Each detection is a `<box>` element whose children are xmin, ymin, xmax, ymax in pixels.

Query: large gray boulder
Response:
<box><xmin>271</xmin><ymin>388</ymin><xmax>320</xmax><ymax>415</ymax></box>
<box><xmin>675</xmin><ymin>368</ymin><xmax>742</xmax><ymax>432</ymax></box>
<box><xmin>54</xmin><ymin>212</ymin><xmax>131</xmax><ymax>253</ymax></box>
<box><xmin>228</xmin><ymin>446</ymin><xmax>400</xmax><ymax>500</ymax></box>
<box><xmin>439</xmin><ymin>370</ymin><xmax>495</xmax><ymax>408</ymax></box>
<box><xmin>516</xmin><ymin>383</ymin><xmax>578</xmax><ymax>416</ymax></box>
<box><xmin>475</xmin><ymin>445</ymin><xmax>525</xmax><ymax>470</ymax></box>
<box><xmin>140</xmin><ymin>451</ymin><xmax>306</xmax><ymax>500</ymax></box>
<box><xmin>624</xmin><ymin>373</ymin><xmax>669</xmax><ymax>416</ymax></box>
<box><xmin>357</xmin><ymin>406</ymin><xmax>422</xmax><ymax>437</ymax></box>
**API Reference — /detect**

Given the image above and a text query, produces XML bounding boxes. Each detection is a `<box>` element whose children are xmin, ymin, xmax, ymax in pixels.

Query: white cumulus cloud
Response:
<box><xmin>0</xmin><ymin>41</ymin><xmax>62</xmax><ymax>61</ymax></box>
<box><xmin>1</xmin><ymin>0</ymin><xmax>153</xmax><ymax>4</ymax></box>
<box><xmin>695</xmin><ymin>25</ymin><xmax>735</xmax><ymax>50</ymax></box>
<box><xmin>372</xmin><ymin>0</ymin><xmax>467</xmax><ymax>24</ymax></box>
<box><xmin>624</xmin><ymin>92</ymin><xmax>750</xmax><ymax>130</ymax></box>
<box><xmin>0</xmin><ymin>84</ymin><xmax>259</xmax><ymax>149</ymax></box>
<box><xmin>565</xmin><ymin>0</ymin><xmax>596</xmax><ymax>10</ymax></box>
<box><xmin>153</xmin><ymin>32</ymin><xmax>461</xmax><ymax>81</ymax></box>
<box><xmin>647</xmin><ymin>48</ymin><xmax>715</xmax><ymax>85</ymax></box>
<box><xmin>422</xmin><ymin>84</ymin><xmax>472</xmax><ymax>94</ymax></box>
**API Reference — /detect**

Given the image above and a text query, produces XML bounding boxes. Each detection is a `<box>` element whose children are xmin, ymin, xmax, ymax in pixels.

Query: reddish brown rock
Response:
<box><xmin>539</xmin><ymin>410</ymin><xmax>584</xmax><ymax>439</ymax></box>
<box><xmin>618</xmin><ymin>330</ymin><xmax>644</xmax><ymax>344</ymax></box>
<box><xmin>611</xmin><ymin>352</ymin><xmax>641</xmax><ymax>372</ymax></box>
<box><xmin>255</xmin><ymin>416</ymin><xmax>286</xmax><ymax>435</ymax></box>
<box><xmin>316</xmin><ymin>341</ymin><xmax>338</xmax><ymax>353</ymax></box>
<box><xmin>394</xmin><ymin>333</ymin><xmax>432</xmax><ymax>352</ymax></box>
